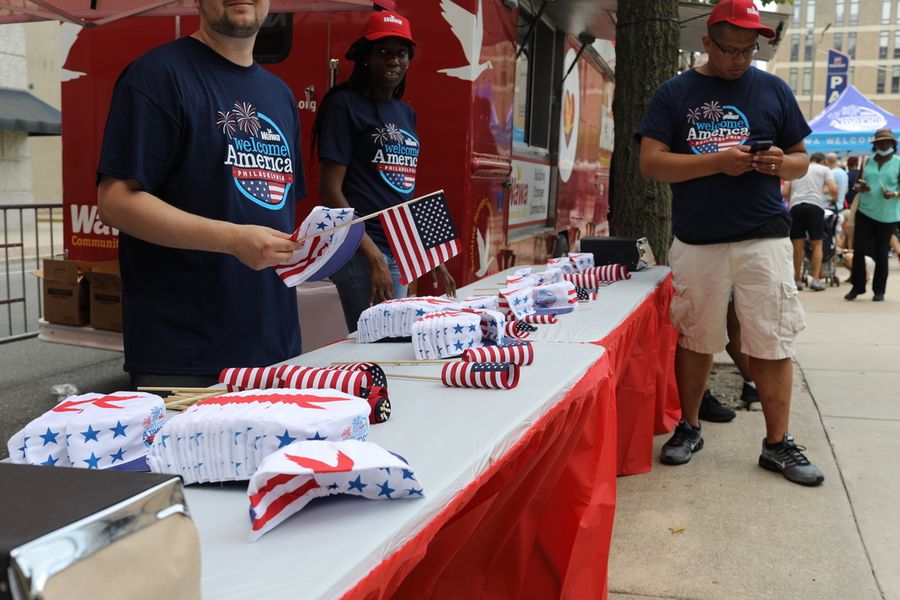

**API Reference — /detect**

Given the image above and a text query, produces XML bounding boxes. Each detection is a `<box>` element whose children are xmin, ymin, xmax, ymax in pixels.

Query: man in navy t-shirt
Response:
<box><xmin>636</xmin><ymin>0</ymin><xmax>824</xmax><ymax>486</ymax></box>
<box><xmin>97</xmin><ymin>0</ymin><xmax>305</xmax><ymax>386</ymax></box>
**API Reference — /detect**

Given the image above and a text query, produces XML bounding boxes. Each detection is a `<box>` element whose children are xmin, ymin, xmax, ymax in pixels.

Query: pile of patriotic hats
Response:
<box><xmin>146</xmin><ymin>388</ymin><xmax>371</xmax><ymax>485</ymax></box>
<box><xmin>410</xmin><ymin>308</ymin><xmax>506</xmax><ymax>360</ymax></box>
<box><xmin>7</xmin><ymin>392</ymin><xmax>165</xmax><ymax>471</ymax></box>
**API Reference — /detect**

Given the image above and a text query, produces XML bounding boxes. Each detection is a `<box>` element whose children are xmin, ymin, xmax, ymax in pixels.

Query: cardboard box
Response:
<box><xmin>41</xmin><ymin>259</ymin><xmax>90</xmax><ymax>326</ymax></box>
<box><xmin>86</xmin><ymin>261</ymin><xmax>123</xmax><ymax>332</ymax></box>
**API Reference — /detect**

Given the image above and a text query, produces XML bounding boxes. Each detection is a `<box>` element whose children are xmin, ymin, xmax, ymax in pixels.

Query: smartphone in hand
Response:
<box><xmin>749</xmin><ymin>140</ymin><xmax>773</xmax><ymax>153</ymax></box>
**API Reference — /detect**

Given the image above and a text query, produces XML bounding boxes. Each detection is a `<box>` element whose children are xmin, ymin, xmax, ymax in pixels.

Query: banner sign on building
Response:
<box><xmin>826</xmin><ymin>49</ymin><xmax>850</xmax><ymax>107</ymax></box>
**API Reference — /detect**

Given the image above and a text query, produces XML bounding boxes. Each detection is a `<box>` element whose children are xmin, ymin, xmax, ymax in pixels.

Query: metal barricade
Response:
<box><xmin>1</xmin><ymin>203</ymin><xmax>64</xmax><ymax>343</ymax></box>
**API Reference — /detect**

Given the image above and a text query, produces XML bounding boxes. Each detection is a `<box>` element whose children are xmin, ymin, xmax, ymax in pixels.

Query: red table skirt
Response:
<box><xmin>343</xmin><ymin>353</ymin><xmax>617</xmax><ymax>599</ymax></box>
<box><xmin>598</xmin><ymin>273</ymin><xmax>681</xmax><ymax>476</ymax></box>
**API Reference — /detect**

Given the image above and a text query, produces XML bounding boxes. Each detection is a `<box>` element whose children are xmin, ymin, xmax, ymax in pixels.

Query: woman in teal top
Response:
<box><xmin>845</xmin><ymin>128</ymin><xmax>900</xmax><ymax>301</ymax></box>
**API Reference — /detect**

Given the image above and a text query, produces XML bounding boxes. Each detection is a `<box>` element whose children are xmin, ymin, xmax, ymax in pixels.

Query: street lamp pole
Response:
<box><xmin>808</xmin><ymin>23</ymin><xmax>832</xmax><ymax>117</ymax></box>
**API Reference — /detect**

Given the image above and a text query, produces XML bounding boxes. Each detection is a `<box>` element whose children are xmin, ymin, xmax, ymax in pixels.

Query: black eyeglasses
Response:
<box><xmin>709</xmin><ymin>37</ymin><xmax>759</xmax><ymax>60</ymax></box>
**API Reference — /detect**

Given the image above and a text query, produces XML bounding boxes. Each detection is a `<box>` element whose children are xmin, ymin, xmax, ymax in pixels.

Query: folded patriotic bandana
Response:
<box><xmin>276</xmin><ymin>206</ymin><xmax>364</xmax><ymax>287</ymax></box>
<box><xmin>247</xmin><ymin>439</ymin><xmax>423</xmax><ymax>541</ymax></box>
<box><xmin>460</xmin><ymin>295</ymin><xmax>501</xmax><ymax>312</ymax></box>
<box><xmin>532</xmin><ymin>267</ymin><xmax>563</xmax><ymax>286</ymax></box>
<box><xmin>146</xmin><ymin>388</ymin><xmax>370</xmax><ymax>484</ymax></box>
<box><xmin>8</xmin><ymin>392</ymin><xmax>165</xmax><ymax>471</ymax></box>
<box><xmin>499</xmin><ymin>286</ymin><xmax>535</xmax><ymax>320</ymax></box>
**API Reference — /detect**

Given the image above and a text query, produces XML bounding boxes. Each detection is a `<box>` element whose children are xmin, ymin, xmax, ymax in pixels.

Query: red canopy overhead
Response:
<box><xmin>0</xmin><ymin>0</ymin><xmax>376</xmax><ymax>27</ymax></box>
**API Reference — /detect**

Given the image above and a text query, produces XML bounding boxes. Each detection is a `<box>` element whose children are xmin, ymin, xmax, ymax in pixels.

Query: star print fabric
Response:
<box><xmin>247</xmin><ymin>439</ymin><xmax>423</xmax><ymax>541</ymax></box>
<box><xmin>146</xmin><ymin>388</ymin><xmax>370</xmax><ymax>485</ymax></box>
<box><xmin>7</xmin><ymin>392</ymin><xmax>165</xmax><ymax>471</ymax></box>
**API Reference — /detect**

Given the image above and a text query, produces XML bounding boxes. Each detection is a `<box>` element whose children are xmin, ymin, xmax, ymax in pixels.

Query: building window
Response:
<box><xmin>877</xmin><ymin>67</ymin><xmax>886</xmax><ymax>94</ymax></box>
<box><xmin>791</xmin><ymin>34</ymin><xmax>800</xmax><ymax>61</ymax></box>
<box><xmin>849</xmin><ymin>0</ymin><xmax>859</xmax><ymax>25</ymax></box>
<box><xmin>803</xmin><ymin>68</ymin><xmax>812</xmax><ymax>95</ymax></box>
<box><xmin>514</xmin><ymin>11</ymin><xmax>557</xmax><ymax>150</ymax></box>
<box><xmin>805</xmin><ymin>35</ymin><xmax>814</xmax><ymax>61</ymax></box>
<box><xmin>793</xmin><ymin>2</ymin><xmax>801</xmax><ymax>26</ymax></box>
<box><xmin>848</xmin><ymin>32</ymin><xmax>857</xmax><ymax>59</ymax></box>
<box><xmin>893</xmin><ymin>66</ymin><xmax>900</xmax><ymax>93</ymax></box>
<box><xmin>789</xmin><ymin>68</ymin><xmax>799</xmax><ymax>93</ymax></box>
<box><xmin>884</xmin><ymin>0</ymin><xmax>893</xmax><ymax>24</ymax></box>
<box><xmin>895</xmin><ymin>31</ymin><xmax>900</xmax><ymax>58</ymax></box>
<box><xmin>836</xmin><ymin>0</ymin><xmax>845</xmax><ymax>25</ymax></box>
<box><xmin>897</xmin><ymin>0</ymin><xmax>900</xmax><ymax>23</ymax></box>
<box><xmin>834</xmin><ymin>32</ymin><xmax>843</xmax><ymax>52</ymax></box>
<box><xmin>881</xmin><ymin>31</ymin><xmax>890</xmax><ymax>59</ymax></box>
<box><xmin>806</xmin><ymin>0</ymin><xmax>816</xmax><ymax>27</ymax></box>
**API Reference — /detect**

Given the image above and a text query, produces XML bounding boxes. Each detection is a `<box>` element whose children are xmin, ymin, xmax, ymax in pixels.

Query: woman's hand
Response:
<box><xmin>430</xmin><ymin>264</ymin><xmax>457</xmax><ymax>297</ymax></box>
<box><xmin>883</xmin><ymin>188</ymin><xmax>899</xmax><ymax>200</ymax></box>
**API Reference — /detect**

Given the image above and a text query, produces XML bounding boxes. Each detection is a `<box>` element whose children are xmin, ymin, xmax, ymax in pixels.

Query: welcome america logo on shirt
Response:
<box><xmin>218</xmin><ymin>101</ymin><xmax>294</xmax><ymax>210</ymax></box>
<box><xmin>371</xmin><ymin>123</ymin><xmax>419</xmax><ymax>194</ymax></box>
<box><xmin>684</xmin><ymin>100</ymin><xmax>750</xmax><ymax>154</ymax></box>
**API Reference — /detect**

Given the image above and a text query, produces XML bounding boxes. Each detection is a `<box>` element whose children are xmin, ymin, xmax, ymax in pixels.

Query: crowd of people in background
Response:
<box><xmin>781</xmin><ymin>132</ymin><xmax>900</xmax><ymax>302</ymax></box>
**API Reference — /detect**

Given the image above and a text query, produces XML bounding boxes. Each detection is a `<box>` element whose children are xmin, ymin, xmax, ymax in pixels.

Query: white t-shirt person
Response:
<box><xmin>788</xmin><ymin>159</ymin><xmax>835</xmax><ymax>210</ymax></box>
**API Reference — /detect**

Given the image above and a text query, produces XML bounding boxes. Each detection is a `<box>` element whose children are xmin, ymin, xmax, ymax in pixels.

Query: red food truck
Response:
<box><xmin>59</xmin><ymin>0</ymin><xmax>614</xmax><ymax>290</ymax></box>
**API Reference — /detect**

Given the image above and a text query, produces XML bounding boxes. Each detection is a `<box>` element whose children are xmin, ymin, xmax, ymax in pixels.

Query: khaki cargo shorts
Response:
<box><xmin>669</xmin><ymin>237</ymin><xmax>806</xmax><ymax>360</ymax></box>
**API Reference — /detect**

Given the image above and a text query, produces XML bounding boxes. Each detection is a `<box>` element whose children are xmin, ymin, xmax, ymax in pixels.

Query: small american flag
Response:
<box><xmin>587</xmin><ymin>264</ymin><xmax>630</xmax><ymax>282</ymax></box>
<box><xmin>331</xmin><ymin>363</ymin><xmax>391</xmax><ymax>423</ymax></box>
<box><xmin>331</xmin><ymin>362</ymin><xmax>388</xmax><ymax>390</ymax></box>
<box><xmin>276</xmin><ymin>207</ymin><xmax>362</xmax><ymax>287</ymax></box>
<box><xmin>462</xmin><ymin>341</ymin><xmax>534</xmax><ymax>366</ymax></box>
<box><xmin>521</xmin><ymin>314</ymin><xmax>557</xmax><ymax>325</ymax></box>
<box><xmin>218</xmin><ymin>367</ymin><xmax>281</xmax><ymax>392</ymax></box>
<box><xmin>563</xmin><ymin>272</ymin><xmax>600</xmax><ymax>289</ymax></box>
<box><xmin>441</xmin><ymin>361</ymin><xmax>520</xmax><ymax>390</ymax></box>
<box><xmin>576</xmin><ymin>287</ymin><xmax>598</xmax><ymax>301</ymax></box>
<box><xmin>379</xmin><ymin>191</ymin><xmax>460</xmax><ymax>285</ymax></box>
<box><xmin>504</xmin><ymin>320</ymin><xmax>536</xmax><ymax>339</ymax></box>
<box><xmin>276</xmin><ymin>365</ymin><xmax>368</xmax><ymax>398</ymax></box>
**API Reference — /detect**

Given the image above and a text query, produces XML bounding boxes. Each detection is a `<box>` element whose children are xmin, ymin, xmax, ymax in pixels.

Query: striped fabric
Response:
<box><xmin>461</xmin><ymin>342</ymin><xmax>534</xmax><ymax>366</ymax></box>
<box><xmin>521</xmin><ymin>314</ymin><xmax>557</xmax><ymax>324</ymax></box>
<box><xmin>586</xmin><ymin>264</ymin><xmax>630</xmax><ymax>282</ymax></box>
<box><xmin>504</xmin><ymin>320</ymin><xmax>536</xmax><ymax>339</ymax></box>
<box><xmin>218</xmin><ymin>367</ymin><xmax>281</xmax><ymax>392</ymax></box>
<box><xmin>563</xmin><ymin>272</ymin><xmax>600</xmax><ymax>289</ymax></box>
<box><xmin>440</xmin><ymin>361</ymin><xmax>520</xmax><ymax>389</ymax></box>
<box><xmin>276</xmin><ymin>365</ymin><xmax>368</xmax><ymax>398</ymax></box>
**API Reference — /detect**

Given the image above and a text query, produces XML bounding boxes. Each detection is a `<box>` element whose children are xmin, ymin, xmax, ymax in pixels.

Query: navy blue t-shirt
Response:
<box><xmin>317</xmin><ymin>88</ymin><xmax>419</xmax><ymax>253</ymax></box>
<box><xmin>637</xmin><ymin>67</ymin><xmax>811</xmax><ymax>243</ymax></box>
<box><xmin>97</xmin><ymin>37</ymin><xmax>305</xmax><ymax>375</ymax></box>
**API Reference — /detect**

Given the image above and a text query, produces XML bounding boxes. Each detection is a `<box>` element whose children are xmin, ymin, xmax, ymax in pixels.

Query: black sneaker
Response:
<box><xmin>741</xmin><ymin>382</ymin><xmax>760</xmax><ymax>408</ymax></box>
<box><xmin>660</xmin><ymin>420</ymin><xmax>703</xmax><ymax>465</ymax></box>
<box><xmin>758</xmin><ymin>434</ymin><xmax>824</xmax><ymax>486</ymax></box>
<box><xmin>698</xmin><ymin>389</ymin><xmax>736</xmax><ymax>423</ymax></box>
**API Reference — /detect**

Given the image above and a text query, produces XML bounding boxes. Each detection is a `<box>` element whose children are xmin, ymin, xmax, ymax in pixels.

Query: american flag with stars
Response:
<box><xmin>504</xmin><ymin>320</ymin><xmax>536</xmax><ymax>339</ymax></box>
<box><xmin>247</xmin><ymin>439</ymin><xmax>423</xmax><ymax>541</ymax></box>
<box><xmin>462</xmin><ymin>341</ymin><xmax>534</xmax><ymax>366</ymax></box>
<box><xmin>379</xmin><ymin>191</ymin><xmax>460</xmax><ymax>285</ymax></box>
<box><xmin>233</xmin><ymin>167</ymin><xmax>291</xmax><ymax>204</ymax></box>
<box><xmin>441</xmin><ymin>361</ymin><xmax>520</xmax><ymax>390</ymax></box>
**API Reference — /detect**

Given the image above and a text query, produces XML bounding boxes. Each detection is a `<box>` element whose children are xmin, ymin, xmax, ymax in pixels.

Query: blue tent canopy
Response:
<box><xmin>804</xmin><ymin>85</ymin><xmax>900</xmax><ymax>156</ymax></box>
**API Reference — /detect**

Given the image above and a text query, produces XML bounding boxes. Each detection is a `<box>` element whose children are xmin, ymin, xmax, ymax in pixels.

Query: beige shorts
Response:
<box><xmin>669</xmin><ymin>237</ymin><xmax>807</xmax><ymax>360</ymax></box>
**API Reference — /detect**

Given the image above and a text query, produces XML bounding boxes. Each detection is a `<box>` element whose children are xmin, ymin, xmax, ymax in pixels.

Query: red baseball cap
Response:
<box><xmin>707</xmin><ymin>0</ymin><xmax>775</xmax><ymax>38</ymax></box>
<box><xmin>363</xmin><ymin>10</ymin><xmax>416</xmax><ymax>46</ymax></box>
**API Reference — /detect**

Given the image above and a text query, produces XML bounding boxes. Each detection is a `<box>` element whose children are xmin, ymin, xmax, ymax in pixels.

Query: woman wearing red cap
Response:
<box><xmin>314</xmin><ymin>10</ymin><xmax>456</xmax><ymax>333</ymax></box>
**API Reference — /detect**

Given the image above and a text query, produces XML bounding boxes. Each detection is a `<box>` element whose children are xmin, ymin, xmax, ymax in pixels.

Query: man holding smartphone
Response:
<box><xmin>637</xmin><ymin>0</ymin><xmax>824</xmax><ymax>486</ymax></box>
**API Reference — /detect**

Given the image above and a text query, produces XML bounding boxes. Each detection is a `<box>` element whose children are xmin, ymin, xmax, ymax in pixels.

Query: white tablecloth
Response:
<box><xmin>184</xmin><ymin>340</ymin><xmax>605</xmax><ymax>599</ymax></box>
<box><xmin>460</xmin><ymin>265</ymin><xmax>672</xmax><ymax>343</ymax></box>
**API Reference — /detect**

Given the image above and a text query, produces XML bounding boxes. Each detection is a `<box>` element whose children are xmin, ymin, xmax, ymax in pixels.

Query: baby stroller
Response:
<box><xmin>801</xmin><ymin>207</ymin><xmax>841</xmax><ymax>287</ymax></box>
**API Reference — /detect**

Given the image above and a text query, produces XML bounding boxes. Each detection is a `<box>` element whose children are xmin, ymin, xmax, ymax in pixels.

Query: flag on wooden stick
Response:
<box><xmin>379</xmin><ymin>190</ymin><xmax>460</xmax><ymax>285</ymax></box>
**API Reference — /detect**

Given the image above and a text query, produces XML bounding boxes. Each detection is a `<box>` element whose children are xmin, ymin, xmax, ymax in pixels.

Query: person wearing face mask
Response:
<box><xmin>313</xmin><ymin>10</ymin><xmax>456</xmax><ymax>332</ymax></box>
<box><xmin>844</xmin><ymin>128</ymin><xmax>900</xmax><ymax>302</ymax></box>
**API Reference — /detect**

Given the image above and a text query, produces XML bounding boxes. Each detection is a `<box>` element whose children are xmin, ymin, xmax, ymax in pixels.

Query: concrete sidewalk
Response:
<box><xmin>608</xmin><ymin>263</ymin><xmax>899</xmax><ymax>600</ymax></box>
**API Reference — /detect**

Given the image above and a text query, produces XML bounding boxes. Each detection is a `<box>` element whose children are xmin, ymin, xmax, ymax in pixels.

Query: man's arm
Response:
<box><xmin>639</xmin><ymin>137</ymin><xmax>755</xmax><ymax>182</ymax></box>
<box><xmin>824</xmin><ymin>179</ymin><xmax>838</xmax><ymax>203</ymax></box>
<box><xmin>97</xmin><ymin>177</ymin><xmax>300</xmax><ymax>271</ymax></box>
<box><xmin>766</xmin><ymin>140</ymin><xmax>809</xmax><ymax>180</ymax></box>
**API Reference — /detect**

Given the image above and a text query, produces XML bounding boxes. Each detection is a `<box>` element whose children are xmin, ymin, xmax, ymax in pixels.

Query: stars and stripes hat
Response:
<box><xmin>8</xmin><ymin>392</ymin><xmax>165</xmax><ymax>472</ymax></box>
<box><xmin>248</xmin><ymin>439</ymin><xmax>423</xmax><ymax>541</ymax></box>
<box><xmin>146</xmin><ymin>389</ymin><xmax>370</xmax><ymax>485</ymax></box>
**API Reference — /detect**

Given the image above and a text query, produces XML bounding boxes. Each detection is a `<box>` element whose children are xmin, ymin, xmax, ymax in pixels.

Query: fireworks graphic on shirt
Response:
<box><xmin>217</xmin><ymin>110</ymin><xmax>236</xmax><ymax>138</ymax></box>
<box><xmin>701</xmin><ymin>101</ymin><xmax>724</xmax><ymax>121</ymax></box>
<box><xmin>234</xmin><ymin>101</ymin><xmax>261</xmax><ymax>136</ymax></box>
<box><xmin>686</xmin><ymin>107</ymin><xmax>702</xmax><ymax>125</ymax></box>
